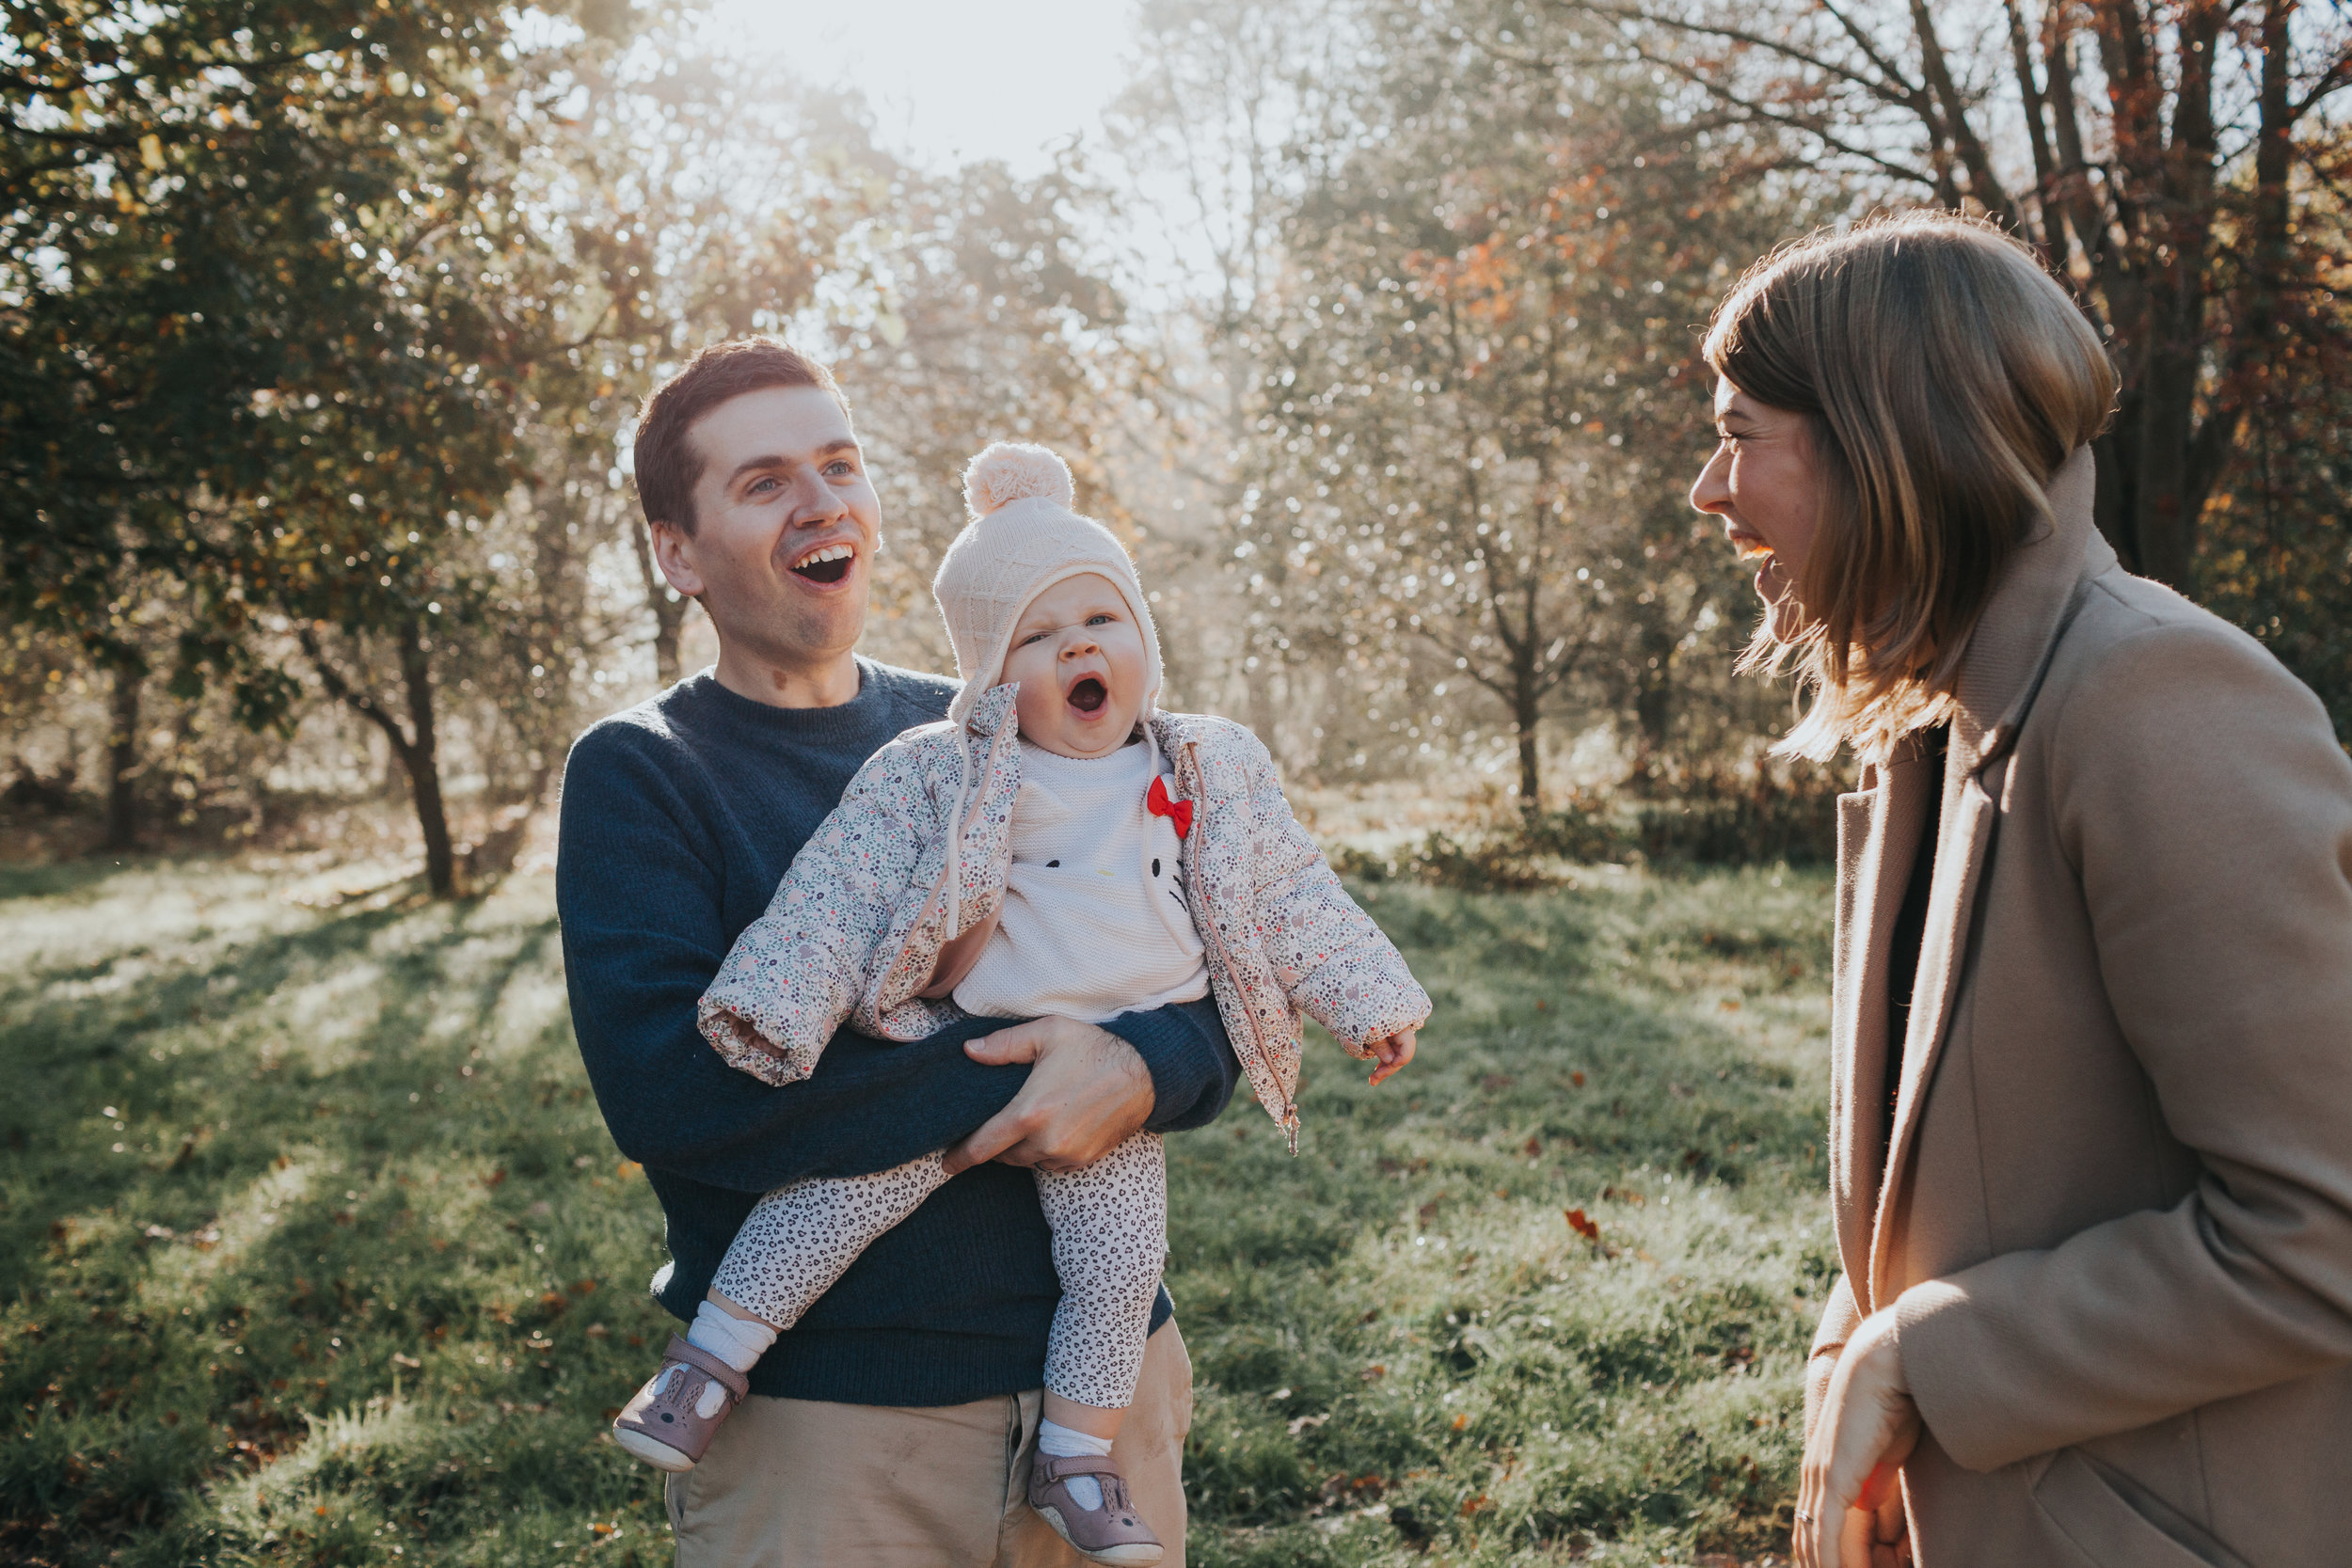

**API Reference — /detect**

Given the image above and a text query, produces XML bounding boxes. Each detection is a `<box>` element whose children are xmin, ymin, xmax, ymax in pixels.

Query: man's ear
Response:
<box><xmin>648</xmin><ymin>519</ymin><xmax>706</xmax><ymax>600</ymax></box>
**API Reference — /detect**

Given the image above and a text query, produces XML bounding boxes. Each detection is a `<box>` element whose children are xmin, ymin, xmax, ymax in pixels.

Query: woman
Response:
<box><xmin>1691</xmin><ymin>212</ymin><xmax>2352</xmax><ymax>1568</ymax></box>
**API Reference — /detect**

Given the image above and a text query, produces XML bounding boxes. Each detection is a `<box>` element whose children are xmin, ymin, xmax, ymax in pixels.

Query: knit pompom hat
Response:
<box><xmin>932</xmin><ymin>442</ymin><xmax>1164</xmax><ymax>729</ymax></box>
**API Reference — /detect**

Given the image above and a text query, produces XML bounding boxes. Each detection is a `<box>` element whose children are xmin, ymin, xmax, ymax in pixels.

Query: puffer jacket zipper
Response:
<box><xmin>1178</xmin><ymin>738</ymin><xmax>1301</xmax><ymax>1154</ymax></box>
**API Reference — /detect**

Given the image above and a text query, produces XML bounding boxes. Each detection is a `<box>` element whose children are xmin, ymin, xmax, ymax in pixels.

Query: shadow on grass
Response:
<box><xmin>0</xmin><ymin>857</ymin><xmax>138</xmax><ymax>904</ymax></box>
<box><xmin>0</xmin><ymin>863</ymin><xmax>676</xmax><ymax>1568</ymax></box>
<box><xmin>1</xmin><ymin>859</ymin><xmax>1835</xmax><ymax>1568</ymax></box>
<box><xmin>1168</xmin><ymin>874</ymin><xmax>1834</xmax><ymax>1565</ymax></box>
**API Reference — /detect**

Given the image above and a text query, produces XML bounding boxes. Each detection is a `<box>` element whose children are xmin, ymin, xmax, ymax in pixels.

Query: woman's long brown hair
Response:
<box><xmin>1706</xmin><ymin>212</ymin><xmax>2118</xmax><ymax>761</ymax></box>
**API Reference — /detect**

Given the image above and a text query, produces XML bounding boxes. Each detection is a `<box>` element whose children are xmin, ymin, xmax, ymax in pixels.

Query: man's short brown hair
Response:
<box><xmin>631</xmin><ymin>339</ymin><xmax>849</xmax><ymax>535</ymax></box>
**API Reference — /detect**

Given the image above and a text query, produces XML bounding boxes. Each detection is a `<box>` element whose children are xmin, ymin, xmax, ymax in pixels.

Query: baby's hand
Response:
<box><xmin>1367</xmin><ymin>1028</ymin><xmax>1418</xmax><ymax>1086</ymax></box>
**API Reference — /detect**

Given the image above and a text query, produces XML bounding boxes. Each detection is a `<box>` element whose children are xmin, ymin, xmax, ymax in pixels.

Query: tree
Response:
<box><xmin>1543</xmin><ymin>0</ymin><xmax>2352</xmax><ymax>591</ymax></box>
<box><xmin>1226</xmin><ymin>0</ymin><xmax>1802</xmax><ymax>803</ymax></box>
<box><xmin>1102</xmin><ymin>0</ymin><xmax>1356</xmax><ymax>744</ymax></box>
<box><xmin>4</xmin><ymin>0</ymin><xmax>601</xmax><ymax>890</ymax></box>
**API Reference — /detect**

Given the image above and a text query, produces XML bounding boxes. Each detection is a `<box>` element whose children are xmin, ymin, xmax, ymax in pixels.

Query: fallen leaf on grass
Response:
<box><xmin>1564</xmin><ymin>1208</ymin><xmax>1600</xmax><ymax>1242</ymax></box>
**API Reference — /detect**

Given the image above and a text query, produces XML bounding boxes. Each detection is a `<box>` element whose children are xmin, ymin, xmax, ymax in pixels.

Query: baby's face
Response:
<box><xmin>1000</xmin><ymin>573</ymin><xmax>1148</xmax><ymax>758</ymax></box>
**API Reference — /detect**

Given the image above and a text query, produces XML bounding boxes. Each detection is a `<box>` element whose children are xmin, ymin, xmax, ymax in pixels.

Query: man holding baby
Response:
<box><xmin>557</xmin><ymin>341</ymin><xmax>1230</xmax><ymax>1565</ymax></box>
<box><xmin>559</xmin><ymin>338</ymin><xmax>1429</xmax><ymax>1567</ymax></box>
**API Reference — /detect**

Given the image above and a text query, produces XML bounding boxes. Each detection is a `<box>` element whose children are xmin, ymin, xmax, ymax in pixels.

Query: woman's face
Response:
<box><xmin>1690</xmin><ymin>379</ymin><xmax>1823</xmax><ymax>641</ymax></box>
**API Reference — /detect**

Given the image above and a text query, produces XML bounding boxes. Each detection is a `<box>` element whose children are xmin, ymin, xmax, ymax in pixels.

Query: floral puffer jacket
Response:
<box><xmin>698</xmin><ymin>684</ymin><xmax>1430</xmax><ymax>1147</ymax></box>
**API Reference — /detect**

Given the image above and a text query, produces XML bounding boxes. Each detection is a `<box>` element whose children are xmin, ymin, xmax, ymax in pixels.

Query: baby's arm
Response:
<box><xmin>1231</xmin><ymin>727</ymin><xmax>1433</xmax><ymax>1063</ymax></box>
<box><xmin>697</xmin><ymin>738</ymin><xmax>939</xmax><ymax>1085</ymax></box>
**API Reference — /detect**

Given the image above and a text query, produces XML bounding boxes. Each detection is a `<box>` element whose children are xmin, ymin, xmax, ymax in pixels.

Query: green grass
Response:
<box><xmin>1</xmin><ymin>856</ymin><xmax>1834</xmax><ymax>1566</ymax></box>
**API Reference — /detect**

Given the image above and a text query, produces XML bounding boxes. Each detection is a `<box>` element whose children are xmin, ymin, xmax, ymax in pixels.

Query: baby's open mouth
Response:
<box><xmin>791</xmin><ymin>542</ymin><xmax>854</xmax><ymax>584</ymax></box>
<box><xmin>1067</xmin><ymin>677</ymin><xmax>1107</xmax><ymax>713</ymax></box>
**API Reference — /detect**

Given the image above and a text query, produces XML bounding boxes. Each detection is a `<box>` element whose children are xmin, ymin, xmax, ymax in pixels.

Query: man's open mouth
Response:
<box><xmin>1067</xmin><ymin>676</ymin><xmax>1107</xmax><ymax>713</ymax></box>
<box><xmin>791</xmin><ymin>542</ymin><xmax>854</xmax><ymax>584</ymax></box>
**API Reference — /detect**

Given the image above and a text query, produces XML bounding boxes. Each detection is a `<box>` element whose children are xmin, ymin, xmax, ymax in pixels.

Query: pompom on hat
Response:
<box><xmin>932</xmin><ymin>441</ymin><xmax>1164</xmax><ymax>731</ymax></box>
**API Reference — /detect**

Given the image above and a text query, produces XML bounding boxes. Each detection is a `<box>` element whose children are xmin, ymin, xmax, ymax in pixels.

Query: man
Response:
<box><xmin>556</xmin><ymin>339</ymin><xmax>1238</xmax><ymax>1566</ymax></box>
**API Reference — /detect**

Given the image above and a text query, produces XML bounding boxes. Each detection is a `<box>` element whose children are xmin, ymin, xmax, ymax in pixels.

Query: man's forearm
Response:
<box><xmin>1110</xmin><ymin>996</ymin><xmax>1242</xmax><ymax>1133</ymax></box>
<box><xmin>589</xmin><ymin>1008</ymin><xmax>1026</xmax><ymax>1191</ymax></box>
<box><xmin>600</xmin><ymin>999</ymin><xmax>1240</xmax><ymax>1194</ymax></box>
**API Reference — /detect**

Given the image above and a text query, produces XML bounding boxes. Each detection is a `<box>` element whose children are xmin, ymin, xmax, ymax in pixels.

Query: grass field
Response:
<box><xmin>2</xmin><ymin>855</ymin><xmax>1836</xmax><ymax>1567</ymax></box>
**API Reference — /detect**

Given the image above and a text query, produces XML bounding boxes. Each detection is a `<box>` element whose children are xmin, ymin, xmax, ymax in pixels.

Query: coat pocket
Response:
<box><xmin>2028</xmin><ymin>1448</ymin><xmax>2250</xmax><ymax>1568</ymax></box>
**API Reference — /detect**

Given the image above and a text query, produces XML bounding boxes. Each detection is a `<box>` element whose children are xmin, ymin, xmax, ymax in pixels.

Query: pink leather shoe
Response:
<box><xmin>612</xmin><ymin>1336</ymin><xmax>749</xmax><ymax>1472</ymax></box>
<box><xmin>1028</xmin><ymin>1451</ymin><xmax>1165</xmax><ymax>1566</ymax></box>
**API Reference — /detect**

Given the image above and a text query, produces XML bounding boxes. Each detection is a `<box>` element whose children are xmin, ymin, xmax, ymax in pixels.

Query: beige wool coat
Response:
<box><xmin>1806</xmin><ymin>449</ymin><xmax>2352</xmax><ymax>1566</ymax></box>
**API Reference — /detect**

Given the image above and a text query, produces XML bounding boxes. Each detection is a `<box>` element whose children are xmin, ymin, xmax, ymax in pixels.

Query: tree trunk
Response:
<box><xmin>1630</xmin><ymin>611</ymin><xmax>1676</xmax><ymax>769</ymax></box>
<box><xmin>394</xmin><ymin>618</ymin><xmax>457</xmax><ymax>899</ymax></box>
<box><xmin>102</xmin><ymin>665</ymin><xmax>141</xmax><ymax>851</ymax></box>
<box><xmin>299</xmin><ymin>622</ymin><xmax>458</xmax><ymax>899</ymax></box>
<box><xmin>1514</xmin><ymin>653</ymin><xmax>1544</xmax><ymax>813</ymax></box>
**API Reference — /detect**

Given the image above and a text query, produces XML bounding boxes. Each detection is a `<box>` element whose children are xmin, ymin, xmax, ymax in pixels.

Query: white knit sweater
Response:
<box><xmin>951</xmin><ymin>739</ymin><xmax>1210</xmax><ymax>1022</ymax></box>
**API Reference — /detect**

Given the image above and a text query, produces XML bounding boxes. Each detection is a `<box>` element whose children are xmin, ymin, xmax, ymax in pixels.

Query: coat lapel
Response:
<box><xmin>1859</xmin><ymin>448</ymin><xmax>2108</xmax><ymax>1303</ymax></box>
<box><xmin>1828</xmin><ymin>751</ymin><xmax>1935</xmax><ymax>1313</ymax></box>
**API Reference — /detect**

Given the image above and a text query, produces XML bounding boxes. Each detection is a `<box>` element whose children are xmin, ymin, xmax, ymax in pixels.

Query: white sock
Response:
<box><xmin>684</xmin><ymin>1301</ymin><xmax>776</xmax><ymax>1418</ymax></box>
<box><xmin>1038</xmin><ymin>1418</ymin><xmax>1116</xmax><ymax>1513</ymax></box>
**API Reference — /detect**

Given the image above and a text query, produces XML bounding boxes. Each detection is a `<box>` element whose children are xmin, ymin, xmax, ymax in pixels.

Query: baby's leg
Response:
<box><xmin>1028</xmin><ymin>1132</ymin><xmax>1168</xmax><ymax>1529</ymax></box>
<box><xmin>709</xmin><ymin>1149</ymin><xmax>952</xmax><ymax>1333</ymax></box>
<box><xmin>614</xmin><ymin>1151</ymin><xmax>953</xmax><ymax>1472</ymax></box>
<box><xmin>1034</xmin><ymin>1131</ymin><xmax>1168</xmax><ymax>1430</ymax></box>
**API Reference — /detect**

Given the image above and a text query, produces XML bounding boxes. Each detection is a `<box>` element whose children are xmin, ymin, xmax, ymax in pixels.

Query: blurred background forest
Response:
<box><xmin>7</xmin><ymin>0</ymin><xmax>2351</xmax><ymax>892</ymax></box>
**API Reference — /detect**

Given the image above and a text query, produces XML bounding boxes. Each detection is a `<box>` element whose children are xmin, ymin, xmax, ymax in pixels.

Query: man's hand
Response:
<box><xmin>941</xmin><ymin>1017</ymin><xmax>1157</xmax><ymax>1175</ymax></box>
<box><xmin>1367</xmin><ymin>1027</ymin><xmax>1418</xmax><ymax>1086</ymax></box>
<box><xmin>1797</xmin><ymin>1308</ymin><xmax>1920</xmax><ymax>1568</ymax></box>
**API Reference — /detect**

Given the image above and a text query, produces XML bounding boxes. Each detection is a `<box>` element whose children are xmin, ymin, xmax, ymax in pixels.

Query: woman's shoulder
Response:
<box><xmin>2066</xmin><ymin>563</ymin><xmax>2299</xmax><ymax>688</ymax></box>
<box><xmin>2042</xmin><ymin>562</ymin><xmax>2343</xmax><ymax>766</ymax></box>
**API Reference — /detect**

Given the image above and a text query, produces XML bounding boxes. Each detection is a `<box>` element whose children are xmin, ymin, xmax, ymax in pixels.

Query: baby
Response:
<box><xmin>612</xmin><ymin>443</ymin><xmax>1430</xmax><ymax>1566</ymax></box>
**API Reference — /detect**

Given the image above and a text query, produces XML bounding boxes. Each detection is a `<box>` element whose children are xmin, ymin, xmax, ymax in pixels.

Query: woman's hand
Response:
<box><xmin>1797</xmin><ymin>1308</ymin><xmax>1921</xmax><ymax>1568</ymax></box>
<box><xmin>941</xmin><ymin>1017</ymin><xmax>1156</xmax><ymax>1175</ymax></box>
<box><xmin>1367</xmin><ymin>1027</ymin><xmax>1417</xmax><ymax>1085</ymax></box>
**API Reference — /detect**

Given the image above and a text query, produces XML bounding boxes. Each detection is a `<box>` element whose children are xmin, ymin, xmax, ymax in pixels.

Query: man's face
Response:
<box><xmin>649</xmin><ymin>386</ymin><xmax>881</xmax><ymax>682</ymax></box>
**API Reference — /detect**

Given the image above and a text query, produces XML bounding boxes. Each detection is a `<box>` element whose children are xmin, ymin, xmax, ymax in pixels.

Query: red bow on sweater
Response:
<box><xmin>1147</xmin><ymin>775</ymin><xmax>1193</xmax><ymax>839</ymax></box>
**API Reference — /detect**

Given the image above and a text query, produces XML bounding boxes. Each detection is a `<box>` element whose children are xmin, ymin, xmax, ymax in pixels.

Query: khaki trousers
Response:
<box><xmin>666</xmin><ymin>1322</ymin><xmax>1192</xmax><ymax>1568</ymax></box>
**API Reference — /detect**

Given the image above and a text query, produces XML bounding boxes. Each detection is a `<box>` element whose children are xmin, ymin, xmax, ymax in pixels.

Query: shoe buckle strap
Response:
<box><xmin>660</xmin><ymin>1333</ymin><xmax>750</xmax><ymax>1401</ymax></box>
<box><xmin>1037</xmin><ymin>1451</ymin><xmax>1125</xmax><ymax>1485</ymax></box>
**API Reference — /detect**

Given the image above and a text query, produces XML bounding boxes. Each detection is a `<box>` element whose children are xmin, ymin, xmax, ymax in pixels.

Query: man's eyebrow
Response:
<box><xmin>725</xmin><ymin>440</ymin><xmax>860</xmax><ymax>485</ymax></box>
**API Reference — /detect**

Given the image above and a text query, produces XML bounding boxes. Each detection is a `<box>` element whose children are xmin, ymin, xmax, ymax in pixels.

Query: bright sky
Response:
<box><xmin>704</xmin><ymin>0</ymin><xmax>1139</xmax><ymax>176</ymax></box>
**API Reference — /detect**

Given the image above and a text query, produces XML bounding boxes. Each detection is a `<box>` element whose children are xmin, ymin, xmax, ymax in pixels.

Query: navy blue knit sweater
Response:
<box><xmin>556</xmin><ymin>659</ymin><xmax>1240</xmax><ymax>1406</ymax></box>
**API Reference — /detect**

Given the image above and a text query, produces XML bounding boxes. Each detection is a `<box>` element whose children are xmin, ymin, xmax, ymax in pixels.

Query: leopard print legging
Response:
<box><xmin>708</xmin><ymin>1132</ymin><xmax>1168</xmax><ymax>1411</ymax></box>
